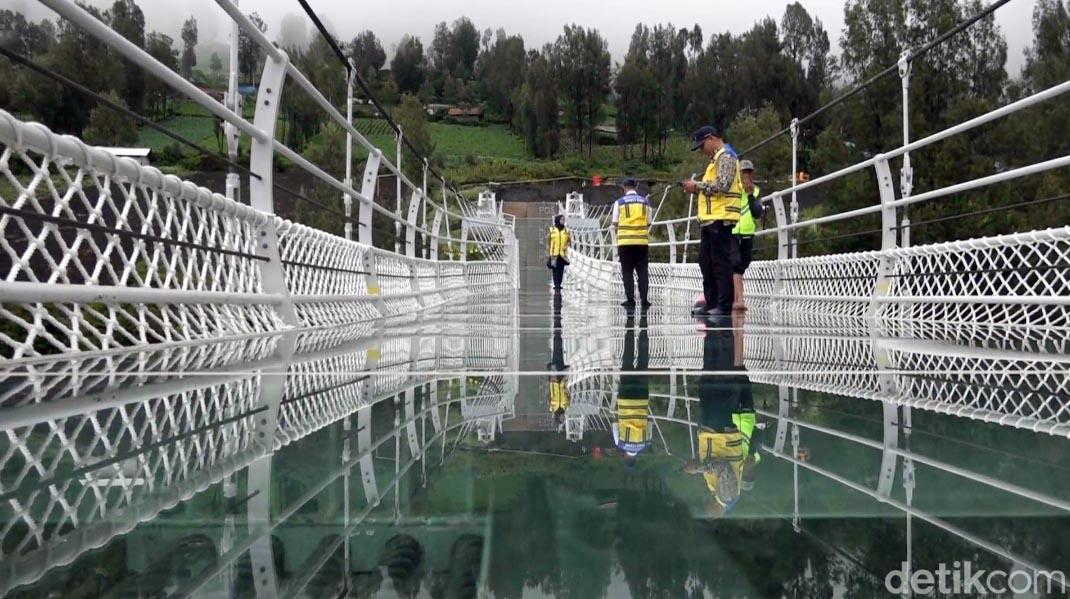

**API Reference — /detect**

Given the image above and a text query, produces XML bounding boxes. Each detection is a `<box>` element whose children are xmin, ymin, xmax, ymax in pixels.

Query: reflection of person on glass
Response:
<box><xmin>684</xmin><ymin>327</ymin><xmax>761</xmax><ymax>517</ymax></box>
<box><xmin>548</xmin><ymin>292</ymin><xmax>569</xmax><ymax>426</ymax></box>
<box><xmin>613</xmin><ymin>315</ymin><xmax>651</xmax><ymax>467</ymax></box>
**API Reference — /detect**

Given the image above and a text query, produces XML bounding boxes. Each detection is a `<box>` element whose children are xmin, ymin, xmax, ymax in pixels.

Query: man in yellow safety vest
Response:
<box><xmin>611</xmin><ymin>178</ymin><xmax>652</xmax><ymax>310</ymax></box>
<box><xmin>682</xmin><ymin>126</ymin><xmax>742</xmax><ymax>318</ymax></box>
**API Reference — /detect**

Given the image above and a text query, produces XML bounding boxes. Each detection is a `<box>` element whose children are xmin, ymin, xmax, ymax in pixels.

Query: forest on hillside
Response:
<box><xmin>1</xmin><ymin>0</ymin><xmax>1067</xmax><ymax>249</ymax></box>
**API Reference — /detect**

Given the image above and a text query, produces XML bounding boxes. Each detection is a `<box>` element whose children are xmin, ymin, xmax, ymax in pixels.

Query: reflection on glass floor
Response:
<box><xmin>1</xmin><ymin>293</ymin><xmax>1068</xmax><ymax>597</ymax></box>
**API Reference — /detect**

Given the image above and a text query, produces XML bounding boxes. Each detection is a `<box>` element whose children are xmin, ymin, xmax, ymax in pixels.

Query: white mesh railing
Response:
<box><xmin>554</xmin><ymin>310</ymin><xmax>1070</xmax><ymax>438</ymax></box>
<box><xmin>0</xmin><ymin>0</ymin><xmax>519</xmax><ymax>361</ymax></box>
<box><xmin>0</xmin><ymin>308</ymin><xmax>519</xmax><ymax>594</ymax></box>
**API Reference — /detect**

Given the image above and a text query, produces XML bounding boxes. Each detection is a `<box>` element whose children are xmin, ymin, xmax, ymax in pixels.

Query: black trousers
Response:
<box><xmin>735</xmin><ymin>236</ymin><xmax>754</xmax><ymax>275</ymax></box>
<box><xmin>699</xmin><ymin>223</ymin><xmax>740</xmax><ymax>311</ymax></box>
<box><xmin>618</xmin><ymin>245</ymin><xmax>649</xmax><ymax>303</ymax></box>
<box><xmin>551</xmin><ymin>259</ymin><xmax>566</xmax><ymax>289</ymax></box>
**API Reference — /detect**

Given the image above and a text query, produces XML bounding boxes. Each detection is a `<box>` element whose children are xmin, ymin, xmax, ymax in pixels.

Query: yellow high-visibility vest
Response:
<box><xmin>549</xmin><ymin>380</ymin><xmax>570</xmax><ymax>412</ymax></box>
<box><xmin>548</xmin><ymin>227</ymin><xmax>569</xmax><ymax>258</ymax></box>
<box><xmin>617</xmin><ymin>397</ymin><xmax>652</xmax><ymax>454</ymax></box>
<box><xmin>697</xmin><ymin>148</ymin><xmax>743</xmax><ymax>223</ymax></box>
<box><xmin>733</xmin><ymin>185</ymin><xmax>761</xmax><ymax>236</ymax></box>
<box><xmin>698</xmin><ymin>412</ymin><xmax>756</xmax><ymax>496</ymax></box>
<box><xmin>615</xmin><ymin>193</ymin><xmax>650</xmax><ymax>246</ymax></box>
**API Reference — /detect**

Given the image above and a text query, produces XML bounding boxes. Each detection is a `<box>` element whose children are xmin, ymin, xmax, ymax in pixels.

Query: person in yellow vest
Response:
<box><xmin>546</xmin><ymin>214</ymin><xmax>570</xmax><ymax>291</ymax></box>
<box><xmin>683</xmin><ymin>327</ymin><xmax>763</xmax><ymax>518</ymax></box>
<box><xmin>611</xmin><ymin>178</ymin><xmax>652</xmax><ymax>310</ymax></box>
<box><xmin>732</xmin><ymin>160</ymin><xmax>762</xmax><ymax>311</ymax></box>
<box><xmin>682</xmin><ymin>126</ymin><xmax>742</xmax><ymax>318</ymax></box>
<box><xmin>548</xmin><ymin>292</ymin><xmax>570</xmax><ymax>425</ymax></box>
<box><xmin>614</xmin><ymin>315</ymin><xmax>651</xmax><ymax>467</ymax></box>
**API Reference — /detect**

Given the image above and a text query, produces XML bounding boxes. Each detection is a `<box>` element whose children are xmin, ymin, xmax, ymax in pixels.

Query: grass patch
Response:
<box><xmin>428</xmin><ymin>122</ymin><xmax>527</xmax><ymax>161</ymax></box>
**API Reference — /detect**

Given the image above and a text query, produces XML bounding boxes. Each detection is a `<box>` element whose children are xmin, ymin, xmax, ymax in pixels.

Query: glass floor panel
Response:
<box><xmin>2</xmin><ymin>233</ymin><xmax>1069</xmax><ymax>598</ymax></box>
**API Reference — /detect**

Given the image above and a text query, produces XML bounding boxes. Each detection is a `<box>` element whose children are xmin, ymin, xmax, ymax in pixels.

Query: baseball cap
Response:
<box><xmin>739</xmin><ymin>160</ymin><xmax>755</xmax><ymax>172</ymax></box>
<box><xmin>620</xmin><ymin>177</ymin><xmax>637</xmax><ymax>188</ymax></box>
<box><xmin>690</xmin><ymin>125</ymin><xmax>719</xmax><ymax>151</ymax></box>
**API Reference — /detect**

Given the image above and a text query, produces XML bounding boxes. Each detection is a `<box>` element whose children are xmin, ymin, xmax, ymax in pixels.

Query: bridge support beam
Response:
<box><xmin>249</xmin><ymin>50</ymin><xmax>298</xmax><ymax>325</ymax></box>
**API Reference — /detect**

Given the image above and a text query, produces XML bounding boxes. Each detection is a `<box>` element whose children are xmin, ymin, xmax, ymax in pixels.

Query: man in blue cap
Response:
<box><xmin>682</xmin><ymin>125</ymin><xmax>742</xmax><ymax>318</ymax></box>
<box><xmin>611</xmin><ymin>177</ymin><xmax>652</xmax><ymax>310</ymax></box>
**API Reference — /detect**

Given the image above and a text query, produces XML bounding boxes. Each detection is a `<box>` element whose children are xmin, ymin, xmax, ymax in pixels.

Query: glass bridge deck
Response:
<box><xmin>1</xmin><ymin>280</ymin><xmax>1068</xmax><ymax>598</ymax></box>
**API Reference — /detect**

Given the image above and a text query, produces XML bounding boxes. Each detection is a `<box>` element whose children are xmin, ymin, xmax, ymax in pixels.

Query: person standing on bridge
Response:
<box><xmin>546</xmin><ymin>214</ymin><xmax>570</xmax><ymax>291</ymax></box>
<box><xmin>732</xmin><ymin>160</ymin><xmax>763</xmax><ymax>311</ymax></box>
<box><xmin>682</xmin><ymin>126</ymin><xmax>742</xmax><ymax>318</ymax></box>
<box><xmin>611</xmin><ymin>178</ymin><xmax>652</xmax><ymax>310</ymax></box>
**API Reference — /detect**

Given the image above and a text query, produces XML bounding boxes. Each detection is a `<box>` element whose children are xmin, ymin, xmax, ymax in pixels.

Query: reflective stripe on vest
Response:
<box><xmin>548</xmin><ymin>227</ymin><xmax>569</xmax><ymax>257</ymax></box>
<box><xmin>733</xmin><ymin>185</ymin><xmax>761</xmax><ymax>236</ymax></box>
<box><xmin>697</xmin><ymin>148</ymin><xmax>744</xmax><ymax>223</ymax></box>
<box><xmin>616</xmin><ymin>194</ymin><xmax>649</xmax><ymax>246</ymax></box>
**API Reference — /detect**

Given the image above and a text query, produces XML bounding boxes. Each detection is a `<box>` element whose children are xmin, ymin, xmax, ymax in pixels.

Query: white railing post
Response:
<box><xmin>789</xmin><ymin>118</ymin><xmax>800</xmax><ymax>259</ymax></box>
<box><xmin>359</xmin><ymin>149</ymin><xmax>381</xmax><ymax>247</ymax></box>
<box><xmin>395</xmin><ymin>127</ymin><xmax>403</xmax><ymax>254</ymax></box>
<box><xmin>422</xmin><ymin>159</ymin><xmax>430</xmax><ymax>258</ymax></box>
<box><xmin>224</xmin><ymin>0</ymin><xmax>241</xmax><ymax>205</ymax></box>
<box><xmin>405</xmin><ymin>188</ymin><xmax>421</xmax><ymax>260</ymax></box>
<box><xmin>898</xmin><ymin>50</ymin><xmax>914</xmax><ymax>249</ymax></box>
<box><xmin>344</xmin><ymin>63</ymin><xmax>355</xmax><ymax>241</ymax></box>
<box><xmin>249</xmin><ymin>49</ymin><xmax>298</xmax><ymax>325</ymax></box>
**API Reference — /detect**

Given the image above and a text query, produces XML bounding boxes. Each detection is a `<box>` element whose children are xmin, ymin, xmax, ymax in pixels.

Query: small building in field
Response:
<box><xmin>446</xmin><ymin>106</ymin><xmax>484</xmax><ymax>124</ymax></box>
<box><xmin>427</xmin><ymin>103</ymin><xmax>451</xmax><ymax>119</ymax></box>
<box><xmin>99</xmin><ymin>147</ymin><xmax>153</xmax><ymax>166</ymax></box>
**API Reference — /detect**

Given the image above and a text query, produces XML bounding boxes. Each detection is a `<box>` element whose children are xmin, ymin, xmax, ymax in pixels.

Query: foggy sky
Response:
<box><xmin>3</xmin><ymin>0</ymin><xmax>1039</xmax><ymax>73</ymax></box>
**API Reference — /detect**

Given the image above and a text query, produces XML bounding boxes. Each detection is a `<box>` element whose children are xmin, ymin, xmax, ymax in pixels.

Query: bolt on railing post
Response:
<box><xmin>789</xmin><ymin>118</ymin><xmax>800</xmax><ymax>259</ymax></box>
<box><xmin>898</xmin><ymin>50</ymin><xmax>914</xmax><ymax>249</ymax></box>
<box><xmin>249</xmin><ymin>49</ymin><xmax>298</xmax><ymax>325</ymax></box>
<box><xmin>395</xmin><ymin>127</ymin><xmax>403</xmax><ymax>254</ymax></box>
<box><xmin>344</xmin><ymin>63</ymin><xmax>355</xmax><ymax>242</ymax></box>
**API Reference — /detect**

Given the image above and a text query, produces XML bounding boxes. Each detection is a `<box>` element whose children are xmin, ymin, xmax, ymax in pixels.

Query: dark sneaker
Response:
<box><xmin>621</xmin><ymin>300</ymin><xmax>636</xmax><ymax>309</ymax></box>
<box><xmin>692</xmin><ymin>306</ymin><xmax>710</xmax><ymax>317</ymax></box>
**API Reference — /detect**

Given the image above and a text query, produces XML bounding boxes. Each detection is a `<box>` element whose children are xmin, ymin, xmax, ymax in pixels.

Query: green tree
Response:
<box><xmin>391</xmin><ymin>35</ymin><xmax>426</xmax><ymax>94</ymax></box>
<box><xmin>210</xmin><ymin>52</ymin><xmax>222</xmax><ymax>80</ymax></box>
<box><xmin>727</xmin><ymin>104</ymin><xmax>792</xmax><ymax>191</ymax></box>
<box><xmin>106</xmin><ymin>0</ymin><xmax>146</xmax><ymax>113</ymax></box>
<box><xmin>32</xmin><ymin>4</ymin><xmax>123</xmax><ymax>134</ymax></box>
<box><xmin>476</xmin><ymin>30</ymin><xmax>526</xmax><ymax>123</ymax></box>
<box><xmin>429</xmin><ymin>17</ymin><xmax>481</xmax><ymax>87</ymax></box>
<box><xmin>393</xmin><ymin>93</ymin><xmax>436</xmax><ymax>183</ymax></box>
<box><xmin>238</xmin><ymin>12</ymin><xmax>267</xmax><ymax>83</ymax></box>
<box><xmin>145</xmin><ymin>32</ymin><xmax>178</xmax><ymax>115</ymax></box>
<box><xmin>614</xmin><ymin>61</ymin><xmax>658</xmax><ymax>160</ymax></box>
<box><xmin>83</xmin><ymin>92</ymin><xmax>138</xmax><ymax>146</ymax></box>
<box><xmin>380</xmin><ymin>78</ymin><xmax>401</xmax><ymax>105</ymax></box>
<box><xmin>0</xmin><ymin>11</ymin><xmax>56</xmax><ymax>114</ymax></box>
<box><xmin>551</xmin><ymin>25</ymin><xmax>610</xmax><ymax>159</ymax></box>
<box><xmin>516</xmin><ymin>48</ymin><xmax>559</xmax><ymax>158</ymax></box>
<box><xmin>296</xmin><ymin>121</ymin><xmax>347</xmax><ymax>235</ymax></box>
<box><xmin>348</xmin><ymin>30</ymin><xmax>386</xmax><ymax>78</ymax></box>
<box><xmin>180</xmin><ymin>16</ymin><xmax>197</xmax><ymax>78</ymax></box>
